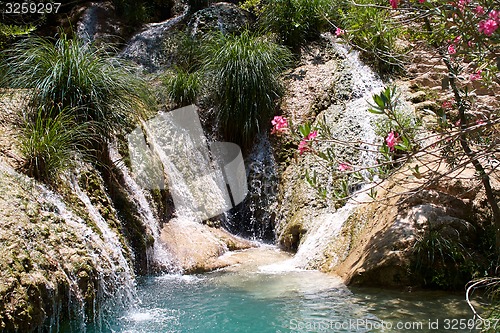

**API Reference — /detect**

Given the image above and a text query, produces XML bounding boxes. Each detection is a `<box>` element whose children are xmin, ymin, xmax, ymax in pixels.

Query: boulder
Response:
<box><xmin>160</xmin><ymin>217</ymin><xmax>255</xmax><ymax>273</ymax></box>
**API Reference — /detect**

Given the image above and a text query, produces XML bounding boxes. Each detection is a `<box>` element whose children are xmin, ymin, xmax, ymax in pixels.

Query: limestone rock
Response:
<box><xmin>160</xmin><ymin>217</ymin><xmax>255</xmax><ymax>273</ymax></box>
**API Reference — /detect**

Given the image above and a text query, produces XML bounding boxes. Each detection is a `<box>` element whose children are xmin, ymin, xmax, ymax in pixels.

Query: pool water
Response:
<box><xmin>98</xmin><ymin>247</ymin><xmax>477</xmax><ymax>333</ymax></box>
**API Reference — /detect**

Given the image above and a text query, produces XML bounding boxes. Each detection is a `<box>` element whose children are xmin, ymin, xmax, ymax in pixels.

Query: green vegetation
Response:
<box><xmin>2</xmin><ymin>32</ymin><xmax>152</xmax><ymax>182</ymax></box>
<box><xmin>259</xmin><ymin>0</ymin><xmax>334</xmax><ymax>50</ymax></box>
<box><xmin>0</xmin><ymin>23</ymin><xmax>35</xmax><ymax>50</ymax></box>
<box><xmin>164</xmin><ymin>31</ymin><xmax>205</xmax><ymax>72</ymax></box>
<box><xmin>163</xmin><ymin>68</ymin><xmax>202</xmax><ymax>107</ymax></box>
<box><xmin>203</xmin><ymin>31</ymin><xmax>292</xmax><ymax>147</ymax></box>
<box><xmin>338</xmin><ymin>0</ymin><xmax>404</xmax><ymax>74</ymax></box>
<box><xmin>19</xmin><ymin>107</ymin><xmax>92</xmax><ymax>182</ymax></box>
<box><xmin>113</xmin><ymin>0</ymin><xmax>174</xmax><ymax>26</ymax></box>
<box><xmin>2</xmin><ymin>32</ymin><xmax>150</xmax><ymax>141</ymax></box>
<box><xmin>412</xmin><ymin>228</ymin><xmax>478</xmax><ymax>289</ymax></box>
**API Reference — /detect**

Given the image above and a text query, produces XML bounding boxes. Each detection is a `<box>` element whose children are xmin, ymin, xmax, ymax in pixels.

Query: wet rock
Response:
<box><xmin>332</xmin><ymin>173</ymin><xmax>494</xmax><ymax>288</ymax></box>
<box><xmin>120</xmin><ymin>11</ymin><xmax>187</xmax><ymax>72</ymax></box>
<box><xmin>187</xmin><ymin>2</ymin><xmax>254</xmax><ymax>37</ymax></box>
<box><xmin>75</xmin><ymin>1</ymin><xmax>127</xmax><ymax>46</ymax></box>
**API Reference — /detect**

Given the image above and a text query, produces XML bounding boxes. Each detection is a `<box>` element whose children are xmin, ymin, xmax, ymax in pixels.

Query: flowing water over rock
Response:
<box><xmin>120</xmin><ymin>9</ymin><xmax>187</xmax><ymax>72</ymax></box>
<box><xmin>225</xmin><ymin>134</ymin><xmax>278</xmax><ymax>241</ymax></box>
<box><xmin>0</xmin><ymin>162</ymin><xmax>137</xmax><ymax>331</ymax></box>
<box><xmin>108</xmin><ymin>145</ymin><xmax>176</xmax><ymax>272</ymax></box>
<box><xmin>276</xmin><ymin>37</ymin><xmax>387</xmax><ymax>270</ymax></box>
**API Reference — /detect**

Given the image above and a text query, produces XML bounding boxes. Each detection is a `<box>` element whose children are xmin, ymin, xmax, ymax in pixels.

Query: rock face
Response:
<box><xmin>120</xmin><ymin>12</ymin><xmax>187</xmax><ymax>72</ymax></box>
<box><xmin>331</xmin><ymin>169</ymin><xmax>495</xmax><ymax>288</ymax></box>
<box><xmin>273</xmin><ymin>36</ymin><xmax>498</xmax><ymax>289</ymax></box>
<box><xmin>0</xmin><ymin>92</ymin><xmax>152</xmax><ymax>330</ymax></box>
<box><xmin>274</xmin><ymin>35</ymin><xmax>384</xmax><ymax>261</ymax></box>
<box><xmin>75</xmin><ymin>1</ymin><xmax>127</xmax><ymax>46</ymax></box>
<box><xmin>0</xmin><ymin>160</ymin><xmax>135</xmax><ymax>331</ymax></box>
<box><xmin>160</xmin><ymin>217</ymin><xmax>254</xmax><ymax>273</ymax></box>
<box><xmin>188</xmin><ymin>2</ymin><xmax>254</xmax><ymax>37</ymax></box>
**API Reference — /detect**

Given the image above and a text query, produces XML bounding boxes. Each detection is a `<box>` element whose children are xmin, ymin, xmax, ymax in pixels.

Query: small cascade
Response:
<box><xmin>0</xmin><ymin>162</ymin><xmax>138</xmax><ymax>331</ymax></box>
<box><xmin>66</xmin><ymin>174</ymin><xmax>137</xmax><ymax>315</ymax></box>
<box><xmin>108</xmin><ymin>145</ymin><xmax>176</xmax><ymax>272</ymax></box>
<box><xmin>77</xmin><ymin>5</ymin><xmax>98</xmax><ymax>45</ymax></box>
<box><xmin>120</xmin><ymin>8</ymin><xmax>188</xmax><ymax>72</ymax></box>
<box><xmin>225</xmin><ymin>134</ymin><xmax>278</xmax><ymax>241</ymax></box>
<box><xmin>290</xmin><ymin>193</ymin><xmax>369</xmax><ymax>269</ymax></box>
<box><xmin>286</xmin><ymin>39</ymin><xmax>386</xmax><ymax>269</ymax></box>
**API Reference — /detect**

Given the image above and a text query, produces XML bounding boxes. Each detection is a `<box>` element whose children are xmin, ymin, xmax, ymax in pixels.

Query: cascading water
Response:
<box><xmin>286</xmin><ymin>38</ymin><xmax>386</xmax><ymax>269</ymax></box>
<box><xmin>120</xmin><ymin>8</ymin><xmax>188</xmax><ymax>72</ymax></box>
<box><xmin>0</xmin><ymin>162</ymin><xmax>137</xmax><ymax>331</ymax></box>
<box><xmin>66</xmin><ymin>172</ymin><xmax>137</xmax><ymax>322</ymax></box>
<box><xmin>108</xmin><ymin>145</ymin><xmax>176</xmax><ymax>273</ymax></box>
<box><xmin>224</xmin><ymin>134</ymin><xmax>279</xmax><ymax>241</ymax></box>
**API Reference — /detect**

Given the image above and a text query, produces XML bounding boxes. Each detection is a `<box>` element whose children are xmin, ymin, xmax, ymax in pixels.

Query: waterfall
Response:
<box><xmin>108</xmin><ymin>145</ymin><xmax>176</xmax><ymax>273</ymax></box>
<box><xmin>66</xmin><ymin>172</ymin><xmax>137</xmax><ymax>322</ymax></box>
<box><xmin>286</xmin><ymin>39</ymin><xmax>386</xmax><ymax>269</ymax></box>
<box><xmin>0</xmin><ymin>162</ymin><xmax>137</xmax><ymax>331</ymax></box>
<box><xmin>77</xmin><ymin>5</ymin><xmax>98</xmax><ymax>45</ymax></box>
<box><xmin>119</xmin><ymin>8</ymin><xmax>188</xmax><ymax>72</ymax></box>
<box><xmin>225</xmin><ymin>134</ymin><xmax>278</xmax><ymax>241</ymax></box>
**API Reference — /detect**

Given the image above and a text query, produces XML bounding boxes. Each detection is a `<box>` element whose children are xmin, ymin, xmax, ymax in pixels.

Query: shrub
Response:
<box><xmin>163</xmin><ymin>68</ymin><xmax>202</xmax><ymax>107</ymax></box>
<box><xmin>19</xmin><ymin>107</ymin><xmax>92</xmax><ymax>182</ymax></box>
<box><xmin>259</xmin><ymin>0</ymin><xmax>334</xmax><ymax>50</ymax></box>
<box><xmin>163</xmin><ymin>31</ymin><xmax>204</xmax><ymax>72</ymax></box>
<box><xmin>338</xmin><ymin>0</ymin><xmax>404</xmax><ymax>74</ymax></box>
<box><xmin>2</xmin><ymin>32</ymin><xmax>150</xmax><ymax>141</ymax></box>
<box><xmin>203</xmin><ymin>31</ymin><xmax>292</xmax><ymax>147</ymax></box>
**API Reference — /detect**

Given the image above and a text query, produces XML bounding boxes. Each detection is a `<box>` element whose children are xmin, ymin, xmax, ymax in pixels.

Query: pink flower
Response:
<box><xmin>418</xmin><ymin>0</ymin><xmax>425</xmax><ymax>3</ymax></box>
<box><xmin>469</xmin><ymin>70</ymin><xmax>482</xmax><ymax>81</ymax></box>
<box><xmin>447</xmin><ymin>44</ymin><xmax>457</xmax><ymax>54</ymax></box>
<box><xmin>271</xmin><ymin>116</ymin><xmax>288</xmax><ymax>134</ymax></box>
<box><xmin>306</xmin><ymin>131</ymin><xmax>318</xmax><ymax>140</ymax></box>
<box><xmin>298</xmin><ymin>139</ymin><xmax>309</xmax><ymax>154</ymax></box>
<box><xmin>476</xmin><ymin>119</ymin><xmax>486</xmax><ymax>125</ymax></box>
<box><xmin>455</xmin><ymin>120</ymin><xmax>461</xmax><ymax>127</ymax></box>
<box><xmin>489</xmin><ymin>10</ymin><xmax>499</xmax><ymax>21</ymax></box>
<box><xmin>389</xmin><ymin>0</ymin><xmax>399</xmax><ymax>9</ymax></box>
<box><xmin>478</xmin><ymin>19</ymin><xmax>498</xmax><ymax>36</ymax></box>
<box><xmin>338</xmin><ymin>163</ymin><xmax>352</xmax><ymax>172</ymax></box>
<box><xmin>385</xmin><ymin>131</ymin><xmax>398</xmax><ymax>151</ymax></box>
<box><xmin>335</xmin><ymin>27</ymin><xmax>345</xmax><ymax>37</ymax></box>
<box><xmin>453</xmin><ymin>35</ymin><xmax>462</xmax><ymax>44</ymax></box>
<box><xmin>467</xmin><ymin>40</ymin><xmax>474</xmax><ymax>47</ymax></box>
<box><xmin>298</xmin><ymin>131</ymin><xmax>318</xmax><ymax>155</ymax></box>
<box><xmin>456</xmin><ymin>0</ymin><xmax>470</xmax><ymax>11</ymax></box>
<box><xmin>475</xmin><ymin>6</ymin><xmax>485</xmax><ymax>15</ymax></box>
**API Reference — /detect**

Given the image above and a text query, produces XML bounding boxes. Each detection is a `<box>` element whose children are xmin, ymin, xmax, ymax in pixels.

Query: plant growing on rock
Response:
<box><xmin>2</xmin><ymin>32</ymin><xmax>151</xmax><ymax>142</ymax></box>
<box><xmin>203</xmin><ymin>30</ymin><xmax>292</xmax><ymax>147</ymax></box>
<box><xmin>277</xmin><ymin>0</ymin><xmax>499</xmax><ymax>293</ymax></box>
<box><xmin>19</xmin><ymin>107</ymin><xmax>92</xmax><ymax>182</ymax></box>
<box><xmin>163</xmin><ymin>67</ymin><xmax>202</xmax><ymax>107</ymax></box>
<box><xmin>334</xmin><ymin>0</ymin><xmax>406</xmax><ymax>74</ymax></box>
